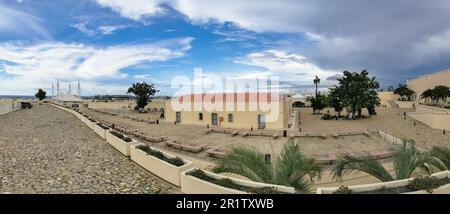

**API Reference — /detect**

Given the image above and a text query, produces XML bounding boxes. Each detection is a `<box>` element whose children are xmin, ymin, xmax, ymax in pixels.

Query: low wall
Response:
<box><xmin>407</xmin><ymin>104</ymin><xmax>450</xmax><ymax>130</ymax></box>
<box><xmin>0</xmin><ymin>101</ymin><xmax>21</xmax><ymax>115</ymax></box>
<box><xmin>394</xmin><ymin>101</ymin><xmax>415</xmax><ymax>108</ymax></box>
<box><xmin>87</xmin><ymin>100</ymin><xmax>165</xmax><ymax>111</ymax></box>
<box><xmin>105</xmin><ymin>131</ymin><xmax>138</xmax><ymax>156</ymax></box>
<box><xmin>180</xmin><ymin>168</ymin><xmax>296</xmax><ymax>194</ymax></box>
<box><xmin>130</xmin><ymin>143</ymin><xmax>194</xmax><ymax>186</ymax></box>
<box><xmin>316</xmin><ymin>171</ymin><xmax>450</xmax><ymax>194</ymax></box>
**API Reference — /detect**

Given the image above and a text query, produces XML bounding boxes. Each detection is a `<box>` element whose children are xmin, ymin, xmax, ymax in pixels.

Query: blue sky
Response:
<box><xmin>1</xmin><ymin>0</ymin><xmax>450</xmax><ymax>96</ymax></box>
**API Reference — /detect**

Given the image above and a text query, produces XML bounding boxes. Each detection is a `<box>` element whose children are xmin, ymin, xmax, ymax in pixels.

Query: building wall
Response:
<box><xmin>87</xmin><ymin>99</ymin><xmax>166</xmax><ymax>110</ymax></box>
<box><xmin>407</xmin><ymin>69</ymin><xmax>450</xmax><ymax>103</ymax></box>
<box><xmin>165</xmin><ymin>100</ymin><xmax>290</xmax><ymax>130</ymax></box>
<box><xmin>378</xmin><ymin>92</ymin><xmax>401</xmax><ymax>106</ymax></box>
<box><xmin>407</xmin><ymin>104</ymin><xmax>450</xmax><ymax>130</ymax></box>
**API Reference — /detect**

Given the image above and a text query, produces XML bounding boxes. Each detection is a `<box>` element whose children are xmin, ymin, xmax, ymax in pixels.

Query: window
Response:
<box><xmin>198</xmin><ymin>113</ymin><xmax>203</xmax><ymax>121</ymax></box>
<box><xmin>228</xmin><ymin>113</ymin><xmax>233</xmax><ymax>122</ymax></box>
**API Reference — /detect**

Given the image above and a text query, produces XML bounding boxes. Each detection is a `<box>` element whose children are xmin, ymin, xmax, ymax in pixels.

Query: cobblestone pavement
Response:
<box><xmin>0</xmin><ymin>104</ymin><xmax>178</xmax><ymax>194</ymax></box>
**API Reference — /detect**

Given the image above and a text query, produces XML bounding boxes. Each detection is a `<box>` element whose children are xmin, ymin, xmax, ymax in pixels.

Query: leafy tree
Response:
<box><xmin>394</xmin><ymin>84</ymin><xmax>415</xmax><ymax>101</ymax></box>
<box><xmin>308</xmin><ymin>93</ymin><xmax>327</xmax><ymax>114</ymax></box>
<box><xmin>421</xmin><ymin>89</ymin><xmax>434</xmax><ymax>103</ymax></box>
<box><xmin>432</xmin><ymin>85</ymin><xmax>450</xmax><ymax>105</ymax></box>
<box><xmin>35</xmin><ymin>89</ymin><xmax>47</xmax><ymax>101</ymax></box>
<box><xmin>213</xmin><ymin>139</ymin><xmax>321</xmax><ymax>193</ymax></box>
<box><xmin>332</xmin><ymin>141</ymin><xmax>434</xmax><ymax>182</ymax></box>
<box><xmin>333</xmin><ymin>70</ymin><xmax>380</xmax><ymax>118</ymax></box>
<box><xmin>328</xmin><ymin>87</ymin><xmax>344</xmax><ymax>118</ymax></box>
<box><xmin>313</xmin><ymin>76</ymin><xmax>320</xmax><ymax>98</ymax></box>
<box><xmin>127</xmin><ymin>82</ymin><xmax>159</xmax><ymax>110</ymax></box>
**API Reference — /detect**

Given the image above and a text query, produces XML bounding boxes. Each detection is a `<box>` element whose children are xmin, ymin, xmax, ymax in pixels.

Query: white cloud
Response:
<box><xmin>98</xmin><ymin>25</ymin><xmax>130</xmax><ymax>35</ymax></box>
<box><xmin>71</xmin><ymin>22</ymin><xmax>96</xmax><ymax>37</ymax></box>
<box><xmin>0</xmin><ymin>38</ymin><xmax>193</xmax><ymax>95</ymax></box>
<box><xmin>0</xmin><ymin>3</ymin><xmax>50</xmax><ymax>39</ymax></box>
<box><xmin>133</xmin><ymin>74</ymin><xmax>152</xmax><ymax>81</ymax></box>
<box><xmin>234</xmin><ymin>50</ymin><xmax>338</xmax><ymax>84</ymax></box>
<box><xmin>95</xmin><ymin>0</ymin><xmax>165</xmax><ymax>21</ymax></box>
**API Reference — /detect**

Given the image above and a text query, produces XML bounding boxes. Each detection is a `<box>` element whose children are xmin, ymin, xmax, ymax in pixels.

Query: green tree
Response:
<box><xmin>213</xmin><ymin>139</ymin><xmax>321</xmax><ymax>193</ymax></box>
<box><xmin>394</xmin><ymin>84</ymin><xmax>415</xmax><ymax>101</ymax></box>
<box><xmin>328</xmin><ymin>87</ymin><xmax>344</xmax><ymax>118</ymax></box>
<box><xmin>332</xmin><ymin>141</ymin><xmax>433</xmax><ymax>182</ymax></box>
<box><xmin>127</xmin><ymin>82</ymin><xmax>159</xmax><ymax>110</ymax></box>
<box><xmin>432</xmin><ymin>85</ymin><xmax>450</xmax><ymax>106</ymax></box>
<box><xmin>308</xmin><ymin>93</ymin><xmax>327</xmax><ymax>114</ymax></box>
<box><xmin>313</xmin><ymin>76</ymin><xmax>320</xmax><ymax>98</ymax></box>
<box><xmin>421</xmin><ymin>89</ymin><xmax>434</xmax><ymax>103</ymax></box>
<box><xmin>335</xmin><ymin>70</ymin><xmax>380</xmax><ymax>118</ymax></box>
<box><xmin>35</xmin><ymin>89</ymin><xmax>47</xmax><ymax>101</ymax></box>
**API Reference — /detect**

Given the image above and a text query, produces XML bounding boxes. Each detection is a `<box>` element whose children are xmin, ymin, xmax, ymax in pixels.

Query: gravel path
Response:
<box><xmin>0</xmin><ymin>104</ymin><xmax>177</xmax><ymax>194</ymax></box>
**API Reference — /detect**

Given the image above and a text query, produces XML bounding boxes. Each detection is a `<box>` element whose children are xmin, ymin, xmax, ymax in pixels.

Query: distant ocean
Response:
<box><xmin>0</xmin><ymin>95</ymin><xmax>37</xmax><ymax>100</ymax></box>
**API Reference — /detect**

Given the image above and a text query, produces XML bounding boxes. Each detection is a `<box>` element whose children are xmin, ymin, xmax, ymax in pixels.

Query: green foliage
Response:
<box><xmin>332</xmin><ymin>141</ymin><xmax>433</xmax><ymax>182</ymax></box>
<box><xmin>332</xmin><ymin>186</ymin><xmax>353</xmax><ymax>194</ymax></box>
<box><xmin>430</xmin><ymin>146</ymin><xmax>450</xmax><ymax>171</ymax></box>
<box><xmin>330</xmin><ymin>70</ymin><xmax>380</xmax><ymax>118</ymax></box>
<box><xmin>213</xmin><ymin>139</ymin><xmax>321</xmax><ymax>193</ymax></box>
<box><xmin>35</xmin><ymin>88</ymin><xmax>47</xmax><ymax>101</ymax></box>
<box><xmin>308</xmin><ymin>93</ymin><xmax>328</xmax><ymax>114</ymax></box>
<box><xmin>394</xmin><ymin>84</ymin><xmax>415</xmax><ymax>101</ymax></box>
<box><xmin>313</xmin><ymin>75</ymin><xmax>321</xmax><ymax>97</ymax></box>
<box><xmin>408</xmin><ymin>176</ymin><xmax>449</xmax><ymax>193</ymax></box>
<box><xmin>127</xmin><ymin>82</ymin><xmax>159</xmax><ymax>109</ymax></box>
<box><xmin>187</xmin><ymin>169</ymin><xmax>280</xmax><ymax>194</ymax></box>
<box><xmin>137</xmin><ymin>145</ymin><xmax>185</xmax><ymax>166</ymax></box>
<box><xmin>421</xmin><ymin>86</ymin><xmax>450</xmax><ymax>105</ymax></box>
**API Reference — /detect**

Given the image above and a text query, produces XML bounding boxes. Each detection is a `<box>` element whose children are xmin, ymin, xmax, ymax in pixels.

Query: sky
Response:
<box><xmin>1</xmin><ymin>0</ymin><xmax>450</xmax><ymax>96</ymax></box>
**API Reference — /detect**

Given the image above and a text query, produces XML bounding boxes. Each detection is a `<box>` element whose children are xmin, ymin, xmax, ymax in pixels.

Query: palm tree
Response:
<box><xmin>332</xmin><ymin>141</ymin><xmax>433</xmax><ymax>182</ymax></box>
<box><xmin>313</xmin><ymin>76</ymin><xmax>320</xmax><ymax>98</ymax></box>
<box><xmin>213</xmin><ymin>139</ymin><xmax>321</xmax><ymax>193</ymax></box>
<box><xmin>430</xmin><ymin>146</ymin><xmax>450</xmax><ymax>171</ymax></box>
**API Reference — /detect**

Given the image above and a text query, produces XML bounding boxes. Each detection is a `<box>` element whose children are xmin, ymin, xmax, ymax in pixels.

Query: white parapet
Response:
<box><xmin>130</xmin><ymin>143</ymin><xmax>194</xmax><ymax>186</ymax></box>
<box><xmin>180</xmin><ymin>168</ymin><xmax>296</xmax><ymax>194</ymax></box>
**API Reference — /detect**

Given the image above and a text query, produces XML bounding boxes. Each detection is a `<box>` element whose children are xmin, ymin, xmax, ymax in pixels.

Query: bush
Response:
<box><xmin>97</xmin><ymin>123</ymin><xmax>109</xmax><ymax>130</ymax></box>
<box><xmin>187</xmin><ymin>169</ymin><xmax>281</xmax><ymax>194</ymax></box>
<box><xmin>321</xmin><ymin>114</ymin><xmax>332</xmax><ymax>120</ymax></box>
<box><xmin>408</xmin><ymin>176</ymin><xmax>449</xmax><ymax>193</ymax></box>
<box><xmin>332</xmin><ymin>186</ymin><xmax>352</xmax><ymax>194</ymax></box>
<box><xmin>110</xmin><ymin>131</ymin><xmax>124</xmax><ymax>139</ymax></box>
<box><xmin>123</xmin><ymin>137</ymin><xmax>132</xmax><ymax>142</ymax></box>
<box><xmin>137</xmin><ymin>145</ymin><xmax>185</xmax><ymax>167</ymax></box>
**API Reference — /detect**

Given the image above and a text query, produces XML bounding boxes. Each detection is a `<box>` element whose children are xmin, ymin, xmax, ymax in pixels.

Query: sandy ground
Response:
<box><xmin>80</xmin><ymin>107</ymin><xmax>393</xmax><ymax>160</ymax></box>
<box><xmin>299</xmin><ymin>107</ymin><xmax>450</xmax><ymax>149</ymax></box>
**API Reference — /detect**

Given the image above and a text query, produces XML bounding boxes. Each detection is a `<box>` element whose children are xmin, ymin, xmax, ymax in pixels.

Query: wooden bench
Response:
<box><xmin>165</xmin><ymin>141</ymin><xmax>207</xmax><ymax>153</ymax></box>
<box><xmin>315</xmin><ymin>154</ymin><xmax>337</xmax><ymax>165</ymax></box>
<box><xmin>332</xmin><ymin>133</ymin><xmax>339</xmax><ymax>138</ymax></box>
<box><xmin>206</xmin><ymin>146</ymin><xmax>227</xmax><ymax>159</ymax></box>
<box><xmin>272</xmin><ymin>134</ymin><xmax>279</xmax><ymax>139</ymax></box>
<box><xmin>241</xmin><ymin>132</ymin><xmax>249</xmax><ymax>137</ymax></box>
<box><xmin>231</xmin><ymin>131</ymin><xmax>239</xmax><ymax>136</ymax></box>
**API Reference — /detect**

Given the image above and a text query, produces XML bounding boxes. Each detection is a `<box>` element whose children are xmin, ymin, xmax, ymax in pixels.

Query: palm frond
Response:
<box><xmin>430</xmin><ymin>146</ymin><xmax>450</xmax><ymax>171</ymax></box>
<box><xmin>213</xmin><ymin>146</ymin><xmax>273</xmax><ymax>183</ymax></box>
<box><xmin>393</xmin><ymin>141</ymin><xmax>432</xmax><ymax>179</ymax></box>
<box><xmin>275</xmin><ymin>139</ymin><xmax>321</xmax><ymax>192</ymax></box>
<box><xmin>332</xmin><ymin>154</ymin><xmax>394</xmax><ymax>182</ymax></box>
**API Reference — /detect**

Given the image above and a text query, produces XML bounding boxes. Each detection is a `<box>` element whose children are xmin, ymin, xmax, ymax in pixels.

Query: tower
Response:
<box><xmin>57</xmin><ymin>79</ymin><xmax>60</xmax><ymax>95</ymax></box>
<box><xmin>52</xmin><ymin>82</ymin><xmax>54</xmax><ymax>98</ymax></box>
<box><xmin>69</xmin><ymin>82</ymin><xmax>71</xmax><ymax>94</ymax></box>
<box><xmin>77</xmin><ymin>80</ymin><xmax>81</xmax><ymax>98</ymax></box>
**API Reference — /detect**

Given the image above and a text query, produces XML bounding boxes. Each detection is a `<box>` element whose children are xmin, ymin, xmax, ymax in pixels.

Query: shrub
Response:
<box><xmin>97</xmin><ymin>123</ymin><xmax>109</xmax><ymax>130</ymax></box>
<box><xmin>110</xmin><ymin>131</ymin><xmax>124</xmax><ymax>139</ymax></box>
<box><xmin>137</xmin><ymin>145</ymin><xmax>185</xmax><ymax>167</ymax></box>
<box><xmin>186</xmin><ymin>169</ymin><xmax>280</xmax><ymax>194</ymax></box>
<box><xmin>321</xmin><ymin>114</ymin><xmax>332</xmax><ymax>120</ymax></box>
<box><xmin>332</xmin><ymin>186</ymin><xmax>352</xmax><ymax>194</ymax></box>
<box><xmin>408</xmin><ymin>176</ymin><xmax>449</xmax><ymax>193</ymax></box>
<box><xmin>123</xmin><ymin>137</ymin><xmax>132</xmax><ymax>142</ymax></box>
